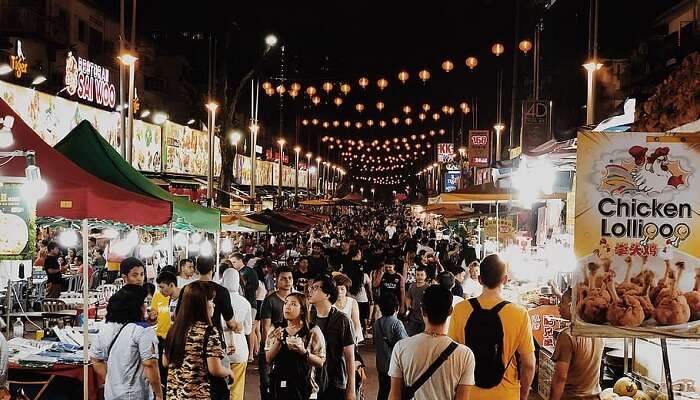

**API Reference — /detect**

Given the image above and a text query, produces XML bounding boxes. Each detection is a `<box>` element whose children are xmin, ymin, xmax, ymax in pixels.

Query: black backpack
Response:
<box><xmin>464</xmin><ymin>298</ymin><xmax>513</xmax><ymax>389</ymax></box>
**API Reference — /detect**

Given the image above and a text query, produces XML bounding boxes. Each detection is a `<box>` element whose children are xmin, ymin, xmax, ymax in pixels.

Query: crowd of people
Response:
<box><xmin>84</xmin><ymin>205</ymin><xmax>604</xmax><ymax>400</ymax></box>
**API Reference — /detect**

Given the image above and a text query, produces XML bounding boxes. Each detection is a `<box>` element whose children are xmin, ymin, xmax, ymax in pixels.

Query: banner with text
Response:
<box><xmin>468</xmin><ymin>130</ymin><xmax>490</xmax><ymax>167</ymax></box>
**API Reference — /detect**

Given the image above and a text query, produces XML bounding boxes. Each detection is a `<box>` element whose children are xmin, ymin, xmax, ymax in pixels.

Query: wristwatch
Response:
<box><xmin>304</xmin><ymin>350</ymin><xmax>311</xmax><ymax>359</ymax></box>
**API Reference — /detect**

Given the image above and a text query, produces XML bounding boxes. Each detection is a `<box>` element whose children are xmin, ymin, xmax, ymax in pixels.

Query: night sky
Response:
<box><xmin>109</xmin><ymin>0</ymin><xmax>681</xmax><ymax>185</ymax></box>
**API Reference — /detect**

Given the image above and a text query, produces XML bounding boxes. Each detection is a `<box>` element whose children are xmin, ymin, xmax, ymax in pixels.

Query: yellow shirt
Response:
<box><xmin>151</xmin><ymin>291</ymin><xmax>171</xmax><ymax>339</ymax></box>
<box><xmin>447</xmin><ymin>296</ymin><xmax>535</xmax><ymax>400</ymax></box>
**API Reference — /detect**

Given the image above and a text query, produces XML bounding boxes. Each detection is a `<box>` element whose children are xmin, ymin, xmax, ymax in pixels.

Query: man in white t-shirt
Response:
<box><xmin>462</xmin><ymin>261</ymin><xmax>483</xmax><ymax>299</ymax></box>
<box><xmin>389</xmin><ymin>285</ymin><xmax>475</xmax><ymax>400</ymax></box>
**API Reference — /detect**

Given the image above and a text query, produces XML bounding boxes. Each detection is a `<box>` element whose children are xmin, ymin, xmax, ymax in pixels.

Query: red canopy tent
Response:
<box><xmin>0</xmin><ymin>98</ymin><xmax>172</xmax><ymax>226</ymax></box>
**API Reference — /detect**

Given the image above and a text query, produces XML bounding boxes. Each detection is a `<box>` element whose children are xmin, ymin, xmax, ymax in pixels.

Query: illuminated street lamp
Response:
<box><xmin>315</xmin><ymin>157</ymin><xmax>322</xmax><ymax>195</ymax></box>
<box><xmin>230</xmin><ymin>129</ymin><xmax>242</xmax><ymax>180</ymax></box>
<box><xmin>265</xmin><ymin>34</ymin><xmax>278</xmax><ymax>48</ymax></box>
<box><xmin>371</xmin><ymin>188</ymin><xmax>375</xmax><ymax>202</ymax></box>
<box><xmin>119</xmin><ymin>53</ymin><xmax>138</xmax><ymax>164</ymax></box>
<box><xmin>583</xmin><ymin>61</ymin><xmax>602</xmax><ymax>125</ymax></box>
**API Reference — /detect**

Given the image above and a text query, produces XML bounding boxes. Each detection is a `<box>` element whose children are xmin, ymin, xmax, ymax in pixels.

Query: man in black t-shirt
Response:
<box><xmin>176</xmin><ymin>256</ymin><xmax>239</xmax><ymax>348</ymax></box>
<box><xmin>373</xmin><ymin>257</ymin><xmax>406</xmax><ymax>315</ymax></box>
<box><xmin>310</xmin><ymin>275</ymin><xmax>356</xmax><ymax>400</ymax></box>
<box><xmin>44</xmin><ymin>255</ymin><xmax>63</xmax><ymax>298</ymax></box>
<box><xmin>293</xmin><ymin>256</ymin><xmax>314</xmax><ymax>294</ymax></box>
<box><xmin>230</xmin><ymin>252</ymin><xmax>258</xmax><ymax>316</ymax></box>
<box><xmin>308</xmin><ymin>242</ymin><xmax>329</xmax><ymax>276</ymax></box>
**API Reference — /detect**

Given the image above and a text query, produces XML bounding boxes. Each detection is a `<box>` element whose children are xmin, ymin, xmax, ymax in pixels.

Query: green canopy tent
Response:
<box><xmin>55</xmin><ymin>121</ymin><xmax>220</xmax><ymax>232</ymax></box>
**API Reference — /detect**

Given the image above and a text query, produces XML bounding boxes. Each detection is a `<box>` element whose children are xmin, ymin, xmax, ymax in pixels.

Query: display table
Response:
<box><xmin>9</xmin><ymin>362</ymin><xmax>98</xmax><ymax>400</ymax></box>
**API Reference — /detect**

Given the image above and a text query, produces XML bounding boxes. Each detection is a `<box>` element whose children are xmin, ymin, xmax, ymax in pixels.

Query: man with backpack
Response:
<box><xmin>388</xmin><ymin>285</ymin><xmax>475</xmax><ymax>400</ymax></box>
<box><xmin>448</xmin><ymin>254</ymin><xmax>536</xmax><ymax>400</ymax></box>
<box><xmin>373</xmin><ymin>293</ymin><xmax>408</xmax><ymax>400</ymax></box>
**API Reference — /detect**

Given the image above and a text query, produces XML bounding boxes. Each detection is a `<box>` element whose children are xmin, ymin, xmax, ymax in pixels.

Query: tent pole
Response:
<box><xmin>215</xmin><ymin>233</ymin><xmax>220</xmax><ymax>270</ymax></box>
<box><xmin>496</xmin><ymin>201</ymin><xmax>500</xmax><ymax>250</ymax></box>
<box><xmin>81</xmin><ymin>218</ymin><xmax>89</xmax><ymax>400</ymax></box>
<box><xmin>168</xmin><ymin>223</ymin><xmax>174</xmax><ymax>265</ymax></box>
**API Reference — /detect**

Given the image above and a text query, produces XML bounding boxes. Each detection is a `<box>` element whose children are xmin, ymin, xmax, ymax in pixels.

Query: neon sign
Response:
<box><xmin>9</xmin><ymin>41</ymin><xmax>28</xmax><ymax>78</ymax></box>
<box><xmin>64</xmin><ymin>52</ymin><xmax>116</xmax><ymax>108</ymax></box>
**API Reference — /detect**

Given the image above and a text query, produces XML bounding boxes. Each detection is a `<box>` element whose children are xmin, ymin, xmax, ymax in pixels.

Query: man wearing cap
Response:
<box><xmin>120</xmin><ymin>257</ymin><xmax>145</xmax><ymax>285</ymax></box>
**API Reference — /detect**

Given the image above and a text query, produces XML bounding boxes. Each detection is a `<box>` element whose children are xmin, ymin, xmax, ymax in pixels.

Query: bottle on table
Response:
<box><xmin>13</xmin><ymin>317</ymin><xmax>24</xmax><ymax>339</ymax></box>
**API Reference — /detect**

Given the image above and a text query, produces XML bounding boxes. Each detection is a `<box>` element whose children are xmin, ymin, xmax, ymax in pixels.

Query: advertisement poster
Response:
<box><xmin>132</xmin><ymin>120</ymin><xmax>162</xmax><ymax>172</ymax></box>
<box><xmin>164</xmin><ymin>122</ymin><xmax>209</xmax><ymax>175</ymax></box>
<box><xmin>573</xmin><ymin>131</ymin><xmax>700</xmax><ymax>338</ymax></box>
<box><xmin>0</xmin><ymin>179</ymin><xmax>35</xmax><ymax>260</ymax></box>
<box><xmin>444</xmin><ymin>171</ymin><xmax>460</xmax><ymax>192</ymax></box>
<box><xmin>468</xmin><ymin>130</ymin><xmax>490</xmax><ymax>167</ymax></box>
<box><xmin>521</xmin><ymin>100</ymin><xmax>552</xmax><ymax>156</ymax></box>
<box><xmin>484</xmin><ymin>218</ymin><xmax>514</xmax><ymax>240</ymax></box>
<box><xmin>437</xmin><ymin>143</ymin><xmax>455</xmax><ymax>163</ymax></box>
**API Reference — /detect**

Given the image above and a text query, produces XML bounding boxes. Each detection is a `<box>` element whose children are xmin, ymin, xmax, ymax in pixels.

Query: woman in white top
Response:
<box><xmin>220</xmin><ymin>269</ymin><xmax>252</xmax><ymax>400</ymax></box>
<box><xmin>333</xmin><ymin>273</ymin><xmax>364</xmax><ymax>344</ymax></box>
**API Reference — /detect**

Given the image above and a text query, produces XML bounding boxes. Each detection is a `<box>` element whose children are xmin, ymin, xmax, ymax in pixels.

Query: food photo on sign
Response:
<box><xmin>572</xmin><ymin>130</ymin><xmax>700</xmax><ymax>338</ymax></box>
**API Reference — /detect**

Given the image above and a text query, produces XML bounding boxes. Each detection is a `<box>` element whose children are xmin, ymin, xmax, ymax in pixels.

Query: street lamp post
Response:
<box><xmin>351</xmin><ymin>183</ymin><xmax>354</xmax><ymax>193</ymax></box>
<box><xmin>494</xmin><ymin>123</ymin><xmax>505</xmax><ymax>162</ymax></box>
<box><xmin>315</xmin><ymin>157</ymin><xmax>321</xmax><ymax>196</ymax></box>
<box><xmin>322</xmin><ymin>162</ymin><xmax>328</xmax><ymax>196</ymax></box>
<box><xmin>231</xmin><ymin>130</ymin><xmax>241</xmax><ymax>182</ymax></box>
<box><xmin>205</xmin><ymin>101</ymin><xmax>218</xmax><ymax>206</ymax></box>
<box><xmin>331</xmin><ymin>165</ymin><xmax>337</xmax><ymax>196</ymax></box>
<box><xmin>371</xmin><ymin>188</ymin><xmax>375</xmax><ymax>202</ymax></box>
<box><xmin>294</xmin><ymin>146</ymin><xmax>300</xmax><ymax>202</ymax></box>
<box><xmin>250</xmin><ymin>123</ymin><xmax>259</xmax><ymax>210</ymax></box>
<box><xmin>360</xmin><ymin>187</ymin><xmax>364</xmax><ymax>198</ymax></box>
<box><xmin>277</xmin><ymin>138</ymin><xmax>285</xmax><ymax>199</ymax></box>
<box><xmin>305</xmin><ymin>152</ymin><xmax>312</xmax><ymax>196</ymax></box>
<box><xmin>583</xmin><ymin>61</ymin><xmax>602</xmax><ymax>125</ymax></box>
<box><xmin>119</xmin><ymin>53</ymin><xmax>137</xmax><ymax>164</ymax></box>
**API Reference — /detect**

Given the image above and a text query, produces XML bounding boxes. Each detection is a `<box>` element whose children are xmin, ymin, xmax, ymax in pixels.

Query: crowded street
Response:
<box><xmin>0</xmin><ymin>1</ymin><xmax>699</xmax><ymax>400</ymax></box>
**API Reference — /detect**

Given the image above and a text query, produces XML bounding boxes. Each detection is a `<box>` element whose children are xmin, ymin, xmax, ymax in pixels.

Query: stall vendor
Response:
<box><xmin>548</xmin><ymin>288</ymin><xmax>604</xmax><ymax>400</ymax></box>
<box><xmin>44</xmin><ymin>255</ymin><xmax>64</xmax><ymax>299</ymax></box>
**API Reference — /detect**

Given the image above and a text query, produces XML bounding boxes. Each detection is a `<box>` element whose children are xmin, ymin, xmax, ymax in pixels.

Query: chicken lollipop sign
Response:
<box><xmin>573</xmin><ymin>131</ymin><xmax>700</xmax><ymax>338</ymax></box>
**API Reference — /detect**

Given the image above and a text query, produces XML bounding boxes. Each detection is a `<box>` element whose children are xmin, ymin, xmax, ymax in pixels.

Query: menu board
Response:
<box><xmin>0</xmin><ymin>179</ymin><xmax>35</xmax><ymax>260</ymax></box>
<box><xmin>573</xmin><ymin>130</ymin><xmax>700</xmax><ymax>339</ymax></box>
<box><xmin>163</xmin><ymin>122</ymin><xmax>209</xmax><ymax>175</ymax></box>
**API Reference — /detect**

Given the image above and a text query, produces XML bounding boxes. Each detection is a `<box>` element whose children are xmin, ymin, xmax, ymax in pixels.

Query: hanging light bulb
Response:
<box><xmin>333</xmin><ymin>120</ymin><xmax>340</xmax><ymax>127</ymax></box>
<box><xmin>174</xmin><ymin>232</ymin><xmax>188</xmax><ymax>247</ymax></box>
<box><xmin>340</xmin><ymin>83</ymin><xmax>351</xmax><ymax>95</ymax></box>
<box><xmin>441</xmin><ymin>60</ymin><xmax>454</xmax><ymax>72</ymax></box>
<box><xmin>322</xmin><ymin>82</ymin><xmax>334</xmax><ymax>93</ymax></box>
<box><xmin>448</xmin><ymin>106</ymin><xmax>455</xmax><ymax>115</ymax></box>
<box><xmin>402</xmin><ymin>105</ymin><xmax>411</xmax><ymax>114</ymax></box>
<box><xmin>344</xmin><ymin>121</ymin><xmax>351</xmax><ymax>128</ymax></box>
<box><xmin>465</xmin><ymin>56</ymin><xmax>478</xmax><ymax>69</ymax></box>
<box><xmin>433</xmin><ymin>113</ymin><xmax>441</xmax><ymax>121</ymax></box>
<box><xmin>221</xmin><ymin>237</ymin><xmax>233</xmax><ymax>253</ymax></box>
<box><xmin>334</xmin><ymin>97</ymin><xmax>343</xmax><ymax>106</ymax></box>
<box><xmin>59</xmin><ymin>230</ymin><xmax>79</xmax><ymax>247</ymax></box>
<box><xmin>404</xmin><ymin>117</ymin><xmax>413</xmax><ymax>125</ymax></box>
<box><xmin>377</xmin><ymin>78</ymin><xmax>389</xmax><ymax>91</ymax></box>
<box><xmin>376</xmin><ymin>101</ymin><xmax>385</xmax><ymax>111</ymax></box>
<box><xmin>290</xmin><ymin>82</ymin><xmax>301</xmax><ymax>92</ymax></box>
<box><xmin>306</xmin><ymin>86</ymin><xmax>317</xmax><ymax>96</ymax></box>
<box><xmin>460</xmin><ymin>102</ymin><xmax>470</xmax><ymax>113</ymax></box>
<box><xmin>288</xmin><ymin>90</ymin><xmax>298</xmax><ymax>98</ymax></box>
<box><xmin>397</xmin><ymin>71</ymin><xmax>409</xmax><ymax>84</ymax></box>
<box><xmin>262</xmin><ymin>81</ymin><xmax>272</xmax><ymax>90</ymax></box>
<box><xmin>441</xmin><ymin>105</ymin><xmax>450</xmax><ymax>114</ymax></box>
<box><xmin>418</xmin><ymin>113</ymin><xmax>426</xmax><ymax>121</ymax></box>
<box><xmin>312</xmin><ymin>118</ymin><xmax>319</xmax><ymax>125</ymax></box>
<box><xmin>439</xmin><ymin>128</ymin><xmax>446</xmax><ymax>135</ymax></box>
<box><xmin>391</xmin><ymin>117</ymin><xmax>400</xmax><ymax>125</ymax></box>
<box><xmin>358</xmin><ymin>77</ymin><xmax>369</xmax><ymax>88</ymax></box>
<box><xmin>379</xmin><ymin>120</ymin><xmax>387</xmax><ymax>128</ymax></box>
<box><xmin>200</xmin><ymin>241</ymin><xmax>213</xmax><ymax>256</ymax></box>
<box><xmin>422</xmin><ymin>103</ymin><xmax>431</xmax><ymax>112</ymax></box>
<box><xmin>323</xmin><ymin>121</ymin><xmax>330</xmax><ymax>128</ymax></box>
<box><xmin>418</xmin><ymin>69</ymin><xmax>431</xmax><ymax>82</ymax></box>
<box><xmin>367</xmin><ymin>120</ymin><xmax>374</xmax><ymax>126</ymax></box>
<box><xmin>265</xmin><ymin>87</ymin><xmax>275</xmax><ymax>96</ymax></box>
<box><xmin>355</xmin><ymin>122</ymin><xmax>363</xmax><ymax>129</ymax></box>
<box><xmin>355</xmin><ymin>103</ymin><xmax>365</xmax><ymax>113</ymax></box>
<box><xmin>312</xmin><ymin>96</ymin><xmax>321</xmax><ymax>105</ymax></box>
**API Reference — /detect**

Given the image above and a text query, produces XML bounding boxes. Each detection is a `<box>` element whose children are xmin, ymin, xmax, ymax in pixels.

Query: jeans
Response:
<box><xmin>377</xmin><ymin>371</ymin><xmax>391</xmax><ymax>400</ymax></box>
<box><xmin>258</xmin><ymin>347</ymin><xmax>271</xmax><ymax>400</ymax></box>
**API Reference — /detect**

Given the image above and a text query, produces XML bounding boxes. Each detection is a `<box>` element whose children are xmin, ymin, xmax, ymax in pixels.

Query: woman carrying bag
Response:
<box><xmin>164</xmin><ymin>281</ymin><xmax>234</xmax><ymax>400</ymax></box>
<box><xmin>266</xmin><ymin>292</ymin><xmax>326</xmax><ymax>400</ymax></box>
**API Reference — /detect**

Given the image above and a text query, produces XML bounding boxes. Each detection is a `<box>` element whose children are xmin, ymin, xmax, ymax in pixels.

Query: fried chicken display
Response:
<box><xmin>683</xmin><ymin>268</ymin><xmax>700</xmax><ymax>322</ymax></box>
<box><xmin>605</xmin><ymin>275</ymin><xmax>645</xmax><ymax>327</ymax></box>
<box><xmin>578</xmin><ymin>262</ymin><xmax>611</xmax><ymax>324</ymax></box>
<box><xmin>650</xmin><ymin>260</ymin><xmax>675</xmax><ymax>306</ymax></box>
<box><xmin>636</xmin><ymin>270</ymin><xmax>655</xmax><ymax>320</ymax></box>
<box><xmin>653</xmin><ymin>262</ymin><xmax>691</xmax><ymax>326</ymax></box>
<box><xmin>630</xmin><ymin>255</ymin><xmax>649</xmax><ymax>287</ymax></box>
<box><xmin>617</xmin><ymin>256</ymin><xmax>644</xmax><ymax>296</ymax></box>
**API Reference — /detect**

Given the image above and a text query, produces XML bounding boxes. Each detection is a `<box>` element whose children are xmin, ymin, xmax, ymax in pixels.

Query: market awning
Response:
<box><xmin>220</xmin><ymin>214</ymin><xmax>268</xmax><ymax>232</ymax></box>
<box><xmin>247</xmin><ymin>209</ymin><xmax>308</xmax><ymax>232</ymax></box>
<box><xmin>55</xmin><ymin>121</ymin><xmax>220</xmax><ymax>232</ymax></box>
<box><xmin>299</xmin><ymin>199</ymin><xmax>336</xmax><ymax>206</ymax></box>
<box><xmin>430</xmin><ymin>187</ymin><xmax>567</xmax><ymax>204</ymax></box>
<box><xmin>0</xmin><ymin>98</ymin><xmax>172</xmax><ymax>226</ymax></box>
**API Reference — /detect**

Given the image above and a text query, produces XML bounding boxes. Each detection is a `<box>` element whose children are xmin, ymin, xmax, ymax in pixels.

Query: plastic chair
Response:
<box><xmin>96</xmin><ymin>284</ymin><xmax>117</xmax><ymax>304</ymax></box>
<box><xmin>112</xmin><ymin>278</ymin><xmax>124</xmax><ymax>290</ymax></box>
<box><xmin>41</xmin><ymin>298</ymin><xmax>71</xmax><ymax>330</ymax></box>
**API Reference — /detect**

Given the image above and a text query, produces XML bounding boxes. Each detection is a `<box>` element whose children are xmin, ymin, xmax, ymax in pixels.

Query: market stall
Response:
<box><xmin>0</xmin><ymin>97</ymin><xmax>173</xmax><ymax>400</ymax></box>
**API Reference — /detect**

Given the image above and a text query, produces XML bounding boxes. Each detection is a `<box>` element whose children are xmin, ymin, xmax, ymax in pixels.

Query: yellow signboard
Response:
<box><xmin>572</xmin><ymin>131</ymin><xmax>700</xmax><ymax>338</ymax></box>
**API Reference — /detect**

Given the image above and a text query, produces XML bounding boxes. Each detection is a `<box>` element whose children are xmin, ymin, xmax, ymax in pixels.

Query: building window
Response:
<box><xmin>89</xmin><ymin>27</ymin><xmax>103</xmax><ymax>55</ymax></box>
<box><xmin>78</xmin><ymin>19</ymin><xmax>87</xmax><ymax>43</ymax></box>
<box><xmin>145</xmin><ymin>76</ymin><xmax>166</xmax><ymax>92</ymax></box>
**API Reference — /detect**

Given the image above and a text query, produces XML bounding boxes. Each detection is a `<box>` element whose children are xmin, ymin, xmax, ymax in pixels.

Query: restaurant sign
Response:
<box><xmin>437</xmin><ymin>142</ymin><xmax>455</xmax><ymax>163</ymax></box>
<box><xmin>9</xmin><ymin>40</ymin><xmax>28</xmax><ymax>78</ymax></box>
<box><xmin>0</xmin><ymin>179</ymin><xmax>35</xmax><ymax>260</ymax></box>
<box><xmin>468</xmin><ymin>130</ymin><xmax>490</xmax><ymax>167</ymax></box>
<box><xmin>64</xmin><ymin>52</ymin><xmax>117</xmax><ymax>108</ymax></box>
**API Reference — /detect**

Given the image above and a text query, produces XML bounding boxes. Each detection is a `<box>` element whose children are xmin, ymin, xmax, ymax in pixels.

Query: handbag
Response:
<box><xmin>202</xmin><ymin>326</ymin><xmax>231</xmax><ymax>400</ymax></box>
<box><xmin>402</xmin><ymin>341</ymin><xmax>458</xmax><ymax>400</ymax></box>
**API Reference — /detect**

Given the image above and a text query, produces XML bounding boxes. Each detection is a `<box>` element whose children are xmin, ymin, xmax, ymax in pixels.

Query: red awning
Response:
<box><xmin>0</xmin><ymin>98</ymin><xmax>172</xmax><ymax>226</ymax></box>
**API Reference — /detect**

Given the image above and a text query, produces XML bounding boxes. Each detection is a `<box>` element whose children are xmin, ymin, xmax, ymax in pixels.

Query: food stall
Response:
<box><xmin>571</xmin><ymin>130</ymin><xmax>700</xmax><ymax>400</ymax></box>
